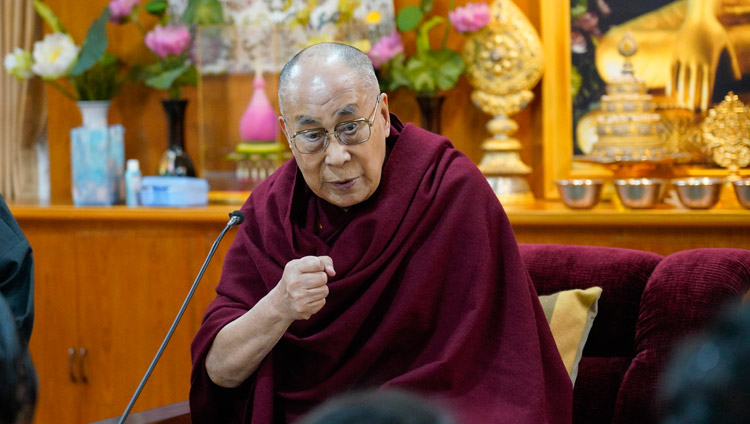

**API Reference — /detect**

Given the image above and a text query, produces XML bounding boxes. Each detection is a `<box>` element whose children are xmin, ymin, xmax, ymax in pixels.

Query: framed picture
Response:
<box><xmin>540</xmin><ymin>0</ymin><xmax>750</xmax><ymax>199</ymax></box>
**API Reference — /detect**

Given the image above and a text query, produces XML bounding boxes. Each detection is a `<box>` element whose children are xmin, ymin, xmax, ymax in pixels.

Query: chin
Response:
<box><xmin>323</xmin><ymin>189</ymin><xmax>374</xmax><ymax>208</ymax></box>
<box><xmin>326</xmin><ymin>195</ymin><xmax>364</xmax><ymax>209</ymax></box>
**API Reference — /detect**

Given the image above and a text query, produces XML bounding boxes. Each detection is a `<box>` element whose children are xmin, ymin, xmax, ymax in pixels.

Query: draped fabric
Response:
<box><xmin>0</xmin><ymin>0</ymin><xmax>45</xmax><ymax>201</ymax></box>
<box><xmin>191</xmin><ymin>116</ymin><xmax>572</xmax><ymax>423</ymax></box>
<box><xmin>0</xmin><ymin>193</ymin><xmax>34</xmax><ymax>347</ymax></box>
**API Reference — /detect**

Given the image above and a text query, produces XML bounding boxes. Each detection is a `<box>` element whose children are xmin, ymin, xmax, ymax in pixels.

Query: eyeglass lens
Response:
<box><xmin>295</xmin><ymin>120</ymin><xmax>370</xmax><ymax>153</ymax></box>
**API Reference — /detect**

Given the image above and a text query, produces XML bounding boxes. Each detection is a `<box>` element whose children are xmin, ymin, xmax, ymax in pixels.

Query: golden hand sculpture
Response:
<box><xmin>667</xmin><ymin>0</ymin><xmax>742</xmax><ymax>111</ymax></box>
<box><xmin>596</xmin><ymin>0</ymin><xmax>749</xmax><ymax>111</ymax></box>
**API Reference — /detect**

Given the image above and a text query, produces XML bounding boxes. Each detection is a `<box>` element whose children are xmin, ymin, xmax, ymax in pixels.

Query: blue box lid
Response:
<box><xmin>139</xmin><ymin>176</ymin><xmax>210</xmax><ymax>207</ymax></box>
<box><xmin>141</xmin><ymin>176</ymin><xmax>209</xmax><ymax>192</ymax></box>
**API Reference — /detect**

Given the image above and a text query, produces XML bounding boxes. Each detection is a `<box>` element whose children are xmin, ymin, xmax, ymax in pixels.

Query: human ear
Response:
<box><xmin>379</xmin><ymin>93</ymin><xmax>390</xmax><ymax>131</ymax></box>
<box><xmin>278</xmin><ymin>117</ymin><xmax>292</xmax><ymax>148</ymax></box>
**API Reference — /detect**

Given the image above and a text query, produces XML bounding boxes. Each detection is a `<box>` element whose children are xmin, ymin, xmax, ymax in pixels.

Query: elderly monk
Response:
<box><xmin>190</xmin><ymin>42</ymin><xmax>572</xmax><ymax>423</ymax></box>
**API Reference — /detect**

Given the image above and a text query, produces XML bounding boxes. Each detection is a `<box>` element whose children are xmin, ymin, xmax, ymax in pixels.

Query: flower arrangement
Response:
<box><xmin>114</xmin><ymin>0</ymin><xmax>223</xmax><ymax>99</ymax></box>
<box><xmin>4</xmin><ymin>0</ymin><xmax>126</xmax><ymax>101</ymax></box>
<box><xmin>367</xmin><ymin>1</ymin><xmax>489</xmax><ymax>97</ymax></box>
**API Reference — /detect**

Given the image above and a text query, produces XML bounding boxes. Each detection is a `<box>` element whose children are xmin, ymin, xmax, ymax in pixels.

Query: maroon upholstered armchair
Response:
<box><xmin>519</xmin><ymin>244</ymin><xmax>750</xmax><ymax>424</ymax></box>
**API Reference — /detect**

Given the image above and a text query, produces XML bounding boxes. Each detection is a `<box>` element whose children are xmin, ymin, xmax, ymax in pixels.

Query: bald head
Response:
<box><xmin>278</xmin><ymin>43</ymin><xmax>379</xmax><ymax>115</ymax></box>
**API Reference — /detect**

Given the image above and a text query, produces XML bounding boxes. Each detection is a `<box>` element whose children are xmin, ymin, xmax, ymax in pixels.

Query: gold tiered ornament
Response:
<box><xmin>461</xmin><ymin>0</ymin><xmax>543</xmax><ymax>204</ymax></box>
<box><xmin>579</xmin><ymin>34</ymin><xmax>688</xmax><ymax>177</ymax></box>
<box><xmin>702</xmin><ymin>92</ymin><xmax>750</xmax><ymax>180</ymax></box>
<box><xmin>590</xmin><ymin>34</ymin><xmax>666</xmax><ymax>162</ymax></box>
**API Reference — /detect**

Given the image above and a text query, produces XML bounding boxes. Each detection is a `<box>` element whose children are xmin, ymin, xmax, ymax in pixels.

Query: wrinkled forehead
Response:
<box><xmin>282</xmin><ymin>61</ymin><xmax>372</xmax><ymax>125</ymax></box>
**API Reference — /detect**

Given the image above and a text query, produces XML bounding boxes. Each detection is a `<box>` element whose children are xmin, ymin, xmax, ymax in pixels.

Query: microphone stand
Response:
<box><xmin>117</xmin><ymin>211</ymin><xmax>244</xmax><ymax>424</ymax></box>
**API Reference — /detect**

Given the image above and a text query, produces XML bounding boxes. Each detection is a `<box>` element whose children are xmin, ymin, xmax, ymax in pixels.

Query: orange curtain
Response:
<box><xmin>1</xmin><ymin>0</ymin><xmax>45</xmax><ymax>201</ymax></box>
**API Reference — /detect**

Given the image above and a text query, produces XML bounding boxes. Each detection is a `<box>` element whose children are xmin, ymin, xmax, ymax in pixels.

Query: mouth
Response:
<box><xmin>329</xmin><ymin>178</ymin><xmax>358</xmax><ymax>190</ymax></box>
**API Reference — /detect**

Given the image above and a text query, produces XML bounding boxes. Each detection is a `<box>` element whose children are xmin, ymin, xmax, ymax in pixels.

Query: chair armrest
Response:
<box><xmin>616</xmin><ymin>248</ymin><xmax>750</xmax><ymax>423</ymax></box>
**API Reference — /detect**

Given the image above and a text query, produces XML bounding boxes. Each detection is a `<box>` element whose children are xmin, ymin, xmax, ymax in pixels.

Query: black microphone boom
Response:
<box><xmin>117</xmin><ymin>211</ymin><xmax>244</xmax><ymax>424</ymax></box>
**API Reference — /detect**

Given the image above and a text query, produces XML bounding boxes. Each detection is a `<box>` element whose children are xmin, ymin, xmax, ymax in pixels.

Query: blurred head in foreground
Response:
<box><xmin>660</xmin><ymin>301</ymin><xmax>750</xmax><ymax>424</ymax></box>
<box><xmin>298</xmin><ymin>389</ymin><xmax>457</xmax><ymax>424</ymax></box>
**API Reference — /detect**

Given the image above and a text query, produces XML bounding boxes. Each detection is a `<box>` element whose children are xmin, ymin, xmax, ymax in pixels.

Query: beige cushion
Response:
<box><xmin>539</xmin><ymin>286</ymin><xmax>602</xmax><ymax>385</ymax></box>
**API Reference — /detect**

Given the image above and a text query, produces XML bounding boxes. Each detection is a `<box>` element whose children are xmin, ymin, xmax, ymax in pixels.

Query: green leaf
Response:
<box><xmin>145</xmin><ymin>0</ymin><xmax>168</xmax><ymax>16</ymax></box>
<box><xmin>430</xmin><ymin>49</ymin><xmax>463</xmax><ymax>90</ymax></box>
<box><xmin>380</xmin><ymin>53</ymin><xmax>410</xmax><ymax>92</ymax></box>
<box><xmin>571</xmin><ymin>65</ymin><xmax>582</xmax><ymax>99</ymax></box>
<box><xmin>570</xmin><ymin>0</ymin><xmax>588</xmax><ymax>19</ymax></box>
<box><xmin>183</xmin><ymin>0</ymin><xmax>199</xmax><ymax>23</ymax></box>
<box><xmin>184</xmin><ymin>0</ymin><xmax>224</xmax><ymax>25</ymax></box>
<box><xmin>70</xmin><ymin>7</ymin><xmax>110</xmax><ymax>76</ymax></box>
<box><xmin>396</xmin><ymin>6</ymin><xmax>423</xmax><ymax>32</ymax></box>
<box><xmin>420</xmin><ymin>0</ymin><xmax>434</xmax><ymax>13</ymax></box>
<box><xmin>404</xmin><ymin>48</ymin><xmax>464</xmax><ymax>96</ymax></box>
<box><xmin>145</xmin><ymin>64</ymin><xmax>190</xmax><ymax>90</ymax></box>
<box><xmin>174</xmin><ymin>64</ymin><xmax>198</xmax><ymax>87</ymax></box>
<box><xmin>193</xmin><ymin>0</ymin><xmax>224</xmax><ymax>25</ymax></box>
<box><xmin>415</xmin><ymin>15</ymin><xmax>444</xmax><ymax>55</ymax></box>
<box><xmin>33</xmin><ymin>0</ymin><xmax>66</xmax><ymax>33</ymax></box>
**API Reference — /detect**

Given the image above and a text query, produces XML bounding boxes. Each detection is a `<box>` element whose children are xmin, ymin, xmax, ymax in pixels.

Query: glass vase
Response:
<box><xmin>159</xmin><ymin>99</ymin><xmax>196</xmax><ymax>177</ymax></box>
<box><xmin>71</xmin><ymin>101</ymin><xmax>125</xmax><ymax>205</ymax></box>
<box><xmin>416</xmin><ymin>96</ymin><xmax>445</xmax><ymax>135</ymax></box>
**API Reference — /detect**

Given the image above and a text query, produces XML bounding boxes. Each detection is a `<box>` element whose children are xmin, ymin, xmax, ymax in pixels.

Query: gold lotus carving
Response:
<box><xmin>702</xmin><ymin>92</ymin><xmax>750</xmax><ymax>175</ymax></box>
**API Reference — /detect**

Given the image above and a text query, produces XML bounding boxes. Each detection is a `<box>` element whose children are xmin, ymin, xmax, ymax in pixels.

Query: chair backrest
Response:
<box><xmin>519</xmin><ymin>243</ymin><xmax>663</xmax><ymax>423</ymax></box>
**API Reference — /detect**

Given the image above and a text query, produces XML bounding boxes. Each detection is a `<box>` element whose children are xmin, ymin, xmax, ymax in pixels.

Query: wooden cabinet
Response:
<box><xmin>14</xmin><ymin>206</ymin><xmax>237</xmax><ymax>424</ymax></box>
<box><xmin>11</xmin><ymin>203</ymin><xmax>750</xmax><ymax>423</ymax></box>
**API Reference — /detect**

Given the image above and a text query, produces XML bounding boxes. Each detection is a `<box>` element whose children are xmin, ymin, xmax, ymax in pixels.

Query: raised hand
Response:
<box><xmin>271</xmin><ymin>256</ymin><xmax>336</xmax><ymax>320</ymax></box>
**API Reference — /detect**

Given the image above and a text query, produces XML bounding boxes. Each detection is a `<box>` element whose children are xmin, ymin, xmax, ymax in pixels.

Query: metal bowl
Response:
<box><xmin>555</xmin><ymin>179</ymin><xmax>603</xmax><ymax>209</ymax></box>
<box><xmin>733</xmin><ymin>179</ymin><xmax>750</xmax><ymax>209</ymax></box>
<box><xmin>672</xmin><ymin>177</ymin><xmax>723</xmax><ymax>209</ymax></box>
<box><xmin>613</xmin><ymin>178</ymin><xmax>665</xmax><ymax>209</ymax></box>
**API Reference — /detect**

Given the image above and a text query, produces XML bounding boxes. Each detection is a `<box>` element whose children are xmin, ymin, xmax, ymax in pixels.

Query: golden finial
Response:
<box><xmin>617</xmin><ymin>33</ymin><xmax>637</xmax><ymax>58</ymax></box>
<box><xmin>702</xmin><ymin>92</ymin><xmax>750</xmax><ymax>179</ymax></box>
<box><xmin>618</xmin><ymin>33</ymin><xmax>637</xmax><ymax>77</ymax></box>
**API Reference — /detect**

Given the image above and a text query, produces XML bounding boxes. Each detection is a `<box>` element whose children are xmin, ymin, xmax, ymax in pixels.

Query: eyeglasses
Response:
<box><xmin>287</xmin><ymin>95</ymin><xmax>381</xmax><ymax>154</ymax></box>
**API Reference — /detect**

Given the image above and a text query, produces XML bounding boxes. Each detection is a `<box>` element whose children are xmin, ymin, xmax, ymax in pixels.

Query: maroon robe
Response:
<box><xmin>190</xmin><ymin>116</ymin><xmax>572</xmax><ymax>423</ymax></box>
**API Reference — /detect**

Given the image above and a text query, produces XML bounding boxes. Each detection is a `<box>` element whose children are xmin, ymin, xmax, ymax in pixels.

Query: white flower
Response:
<box><xmin>31</xmin><ymin>33</ymin><xmax>79</xmax><ymax>80</ymax></box>
<box><xmin>4</xmin><ymin>47</ymin><xmax>33</xmax><ymax>80</ymax></box>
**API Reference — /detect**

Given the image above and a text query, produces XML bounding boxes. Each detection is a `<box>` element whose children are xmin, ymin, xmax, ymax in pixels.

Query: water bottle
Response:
<box><xmin>125</xmin><ymin>159</ymin><xmax>142</xmax><ymax>207</ymax></box>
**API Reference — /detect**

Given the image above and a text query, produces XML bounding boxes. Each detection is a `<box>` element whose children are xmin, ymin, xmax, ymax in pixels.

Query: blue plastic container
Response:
<box><xmin>139</xmin><ymin>176</ymin><xmax>209</xmax><ymax>207</ymax></box>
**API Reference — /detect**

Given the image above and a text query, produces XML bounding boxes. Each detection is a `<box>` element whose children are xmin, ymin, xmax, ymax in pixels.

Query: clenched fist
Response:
<box><xmin>271</xmin><ymin>256</ymin><xmax>335</xmax><ymax>320</ymax></box>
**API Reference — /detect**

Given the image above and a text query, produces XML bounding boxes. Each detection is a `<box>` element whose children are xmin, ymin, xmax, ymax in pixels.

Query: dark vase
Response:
<box><xmin>159</xmin><ymin>99</ymin><xmax>196</xmax><ymax>177</ymax></box>
<box><xmin>416</xmin><ymin>96</ymin><xmax>445</xmax><ymax>135</ymax></box>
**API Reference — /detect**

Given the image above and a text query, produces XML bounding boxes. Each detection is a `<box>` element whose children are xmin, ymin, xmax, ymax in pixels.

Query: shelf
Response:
<box><xmin>11</xmin><ymin>200</ymin><xmax>750</xmax><ymax>227</ymax></box>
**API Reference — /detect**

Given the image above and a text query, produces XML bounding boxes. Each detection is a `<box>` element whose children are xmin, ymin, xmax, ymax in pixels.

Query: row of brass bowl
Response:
<box><xmin>555</xmin><ymin>178</ymin><xmax>750</xmax><ymax>210</ymax></box>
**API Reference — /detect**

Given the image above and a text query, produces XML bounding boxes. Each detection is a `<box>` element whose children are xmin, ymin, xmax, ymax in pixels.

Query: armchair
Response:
<box><xmin>520</xmin><ymin>244</ymin><xmax>750</xmax><ymax>424</ymax></box>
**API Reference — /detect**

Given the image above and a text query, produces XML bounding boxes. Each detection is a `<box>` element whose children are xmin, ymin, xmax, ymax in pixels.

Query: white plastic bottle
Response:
<box><xmin>125</xmin><ymin>159</ymin><xmax>142</xmax><ymax>207</ymax></box>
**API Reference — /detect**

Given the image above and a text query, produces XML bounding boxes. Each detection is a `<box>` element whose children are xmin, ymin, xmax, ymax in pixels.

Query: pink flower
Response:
<box><xmin>571</xmin><ymin>31</ymin><xmax>587</xmax><ymax>54</ymax></box>
<box><xmin>108</xmin><ymin>0</ymin><xmax>139</xmax><ymax>24</ymax></box>
<box><xmin>145</xmin><ymin>25</ymin><xmax>192</xmax><ymax>58</ymax></box>
<box><xmin>367</xmin><ymin>32</ymin><xmax>403</xmax><ymax>69</ymax></box>
<box><xmin>449</xmin><ymin>2</ymin><xmax>491</xmax><ymax>34</ymax></box>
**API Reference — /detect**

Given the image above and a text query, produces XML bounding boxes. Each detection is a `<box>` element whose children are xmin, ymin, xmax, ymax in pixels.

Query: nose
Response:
<box><xmin>324</xmin><ymin>134</ymin><xmax>351</xmax><ymax>166</ymax></box>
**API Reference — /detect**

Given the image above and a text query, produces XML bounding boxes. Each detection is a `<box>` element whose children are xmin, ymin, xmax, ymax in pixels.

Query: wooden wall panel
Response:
<box><xmin>19</xmin><ymin>208</ymin><xmax>237</xmax><ymax>423</ymax></box>
<box><xmin>45</xmin><ymin>0</ymin><xmax>545</xmax><ymax>203</ymax></box>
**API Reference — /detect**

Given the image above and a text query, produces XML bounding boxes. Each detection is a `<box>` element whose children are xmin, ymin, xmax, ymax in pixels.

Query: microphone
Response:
<box><xmin>117</xmin><ymin>210</ymin><xmax>244</xmax><ymax>424</ymax></box>
<box><xmin>228</xmin><ymin>210</ymin><xmax>245</xmax><ymax>226</ymax></box>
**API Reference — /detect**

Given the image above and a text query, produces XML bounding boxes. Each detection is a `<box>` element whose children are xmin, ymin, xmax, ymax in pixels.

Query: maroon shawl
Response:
<box><xmin>190</xmin><ymin>116</ymin><xmax>572</xmax><ymax>423</ymax></box>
